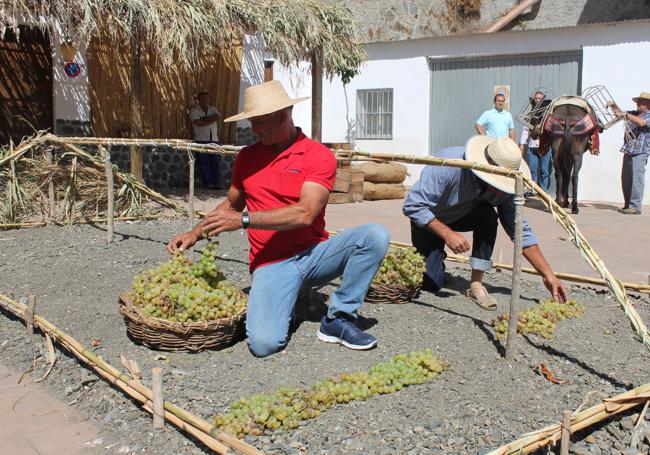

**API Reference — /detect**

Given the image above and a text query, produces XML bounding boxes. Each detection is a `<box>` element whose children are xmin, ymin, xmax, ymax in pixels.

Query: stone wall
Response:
<box><xmin>55</xmin><ymin>119</ymin><xmax>91</xmax><ymax>137</ymax></box>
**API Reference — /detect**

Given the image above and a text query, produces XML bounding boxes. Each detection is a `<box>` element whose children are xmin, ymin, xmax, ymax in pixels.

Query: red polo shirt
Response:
<box><xmin>231</xmin><ymin>131</ymin><xmax>336</xmax><ymax>271</ymax></box>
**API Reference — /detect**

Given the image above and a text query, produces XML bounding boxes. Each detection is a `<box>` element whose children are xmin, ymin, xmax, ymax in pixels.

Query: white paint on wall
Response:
<box><xmin>581</xmin><ymin>40</ymin><xmax>650</xmax><ymax>205</ymax></box>
<box><xmin>280</xmin><ymin>20</ymin><xmax>650</xmax><ymax>202</ymax></box>
<box><xmin>52</xmin><ymin>23</ymin><xmax>90</xmax><ymax>122</ymax></box>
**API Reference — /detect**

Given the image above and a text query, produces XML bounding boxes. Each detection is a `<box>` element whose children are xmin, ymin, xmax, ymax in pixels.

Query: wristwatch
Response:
<box><xmin>241</xmin><ymin>211</ymin><xmax>251</xmax><ymax>229</ymax></box>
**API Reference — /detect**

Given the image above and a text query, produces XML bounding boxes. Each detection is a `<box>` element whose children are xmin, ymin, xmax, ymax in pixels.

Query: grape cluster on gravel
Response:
<box><xmin>128</xmin><ymin>242</ymin><xmax>247</xmax><ymax>322</ymax></box>
<box><xmin>213</xmin><ymin>350</ymin><xmax>448</xmax><ymax>438</ymax></box>
<box><xmin>492</xmin><ymin>300</ymin><xmax>585</xmax><ymax>340</ymax></box>
<box><xmin>372</xmin><ymin>247</ymin><xmax>426</xmax><ymax>288</ymax></box>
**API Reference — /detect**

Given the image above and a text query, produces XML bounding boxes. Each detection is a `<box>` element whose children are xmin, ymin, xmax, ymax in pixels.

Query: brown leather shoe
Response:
<box><xmin>466</xmin><ymin>283</ymin><xmax>498</xmax><ymax>311</ymax></box>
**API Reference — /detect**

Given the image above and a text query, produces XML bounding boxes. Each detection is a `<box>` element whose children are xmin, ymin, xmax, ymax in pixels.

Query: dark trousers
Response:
<box><xmin>411</xmin><ymin>203</ymin><xmax>499</xmax><ymax>292</ymax></box>
<box><xmin>195</xmin><ymin>141</ymin><xmax>221</xmax><ymax>188</ymax></box>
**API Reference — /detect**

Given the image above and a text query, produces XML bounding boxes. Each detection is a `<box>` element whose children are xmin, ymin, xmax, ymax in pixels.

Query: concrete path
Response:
<box><xmin>0</xmin><ymin>363</ymin><xmax>99</xmax><ymax>454</ymax></box>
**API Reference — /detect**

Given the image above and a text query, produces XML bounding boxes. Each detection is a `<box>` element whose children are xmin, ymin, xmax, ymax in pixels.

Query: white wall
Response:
<box><xmin>52</xmin><ymin>23</ymin><xmax>90</xmax><ymax>122</ymax></box>
<box><xmin>581</xmin><ymin>41</ymin><xmax>650</xmax><ymax>204</ymax></box>
<box><xmin>281</xmin><ymin>20</ymin><xmax>650</xmax><ymax>202</ymax></box>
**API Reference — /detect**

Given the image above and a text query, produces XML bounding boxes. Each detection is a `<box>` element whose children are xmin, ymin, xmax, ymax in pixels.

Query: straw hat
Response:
<box><xmin>225</xmin><ymin>80</ymin><xmax>309</xmax><ymax>122</ymax></box>
<box><xmin>632</xmin><ymin>92</ymin><xmax>650</xmax><ymax>103</ymax></box>
<box><xmin>464</xmin><ymin>135</ymin><xmax>531</xmax><ymax>194</ymax></box>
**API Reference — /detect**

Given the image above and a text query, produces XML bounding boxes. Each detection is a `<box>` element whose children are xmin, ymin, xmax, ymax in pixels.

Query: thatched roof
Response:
<box><xmin>0</xmin><ymin>0</ymin><xmax>365</xmax><ymax>79</ymax></box>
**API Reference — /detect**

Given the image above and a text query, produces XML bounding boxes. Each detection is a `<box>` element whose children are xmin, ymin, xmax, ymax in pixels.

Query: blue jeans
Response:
<box><xmin>195</xmin><ymin>141</ymin><xmax>221</xmax><ymax>188</ymax></box>
<box><xmin>246</xmin><ymin>223</ymin><xmax>390</xmax><ymax>357</ymax></box>
<box><xmin>622</xmin><ymin>153</ymin><xmax>648</xmax><ymax>211</ymax></box>
<box><xmin>411</xmin><ymin>203</ymin><xmax>498</xmax><ymax>292</ymax></box>
<box><xmin>527</xmin><ymin>147</ymin><xmax>551</xmax><ymax>192</ymax></box>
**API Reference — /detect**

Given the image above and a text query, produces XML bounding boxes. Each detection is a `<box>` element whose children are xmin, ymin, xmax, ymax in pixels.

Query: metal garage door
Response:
<box><xmin>429</xmin><ymin>51</ymin><xmax>582</xmax><ymax>155</ymax></box>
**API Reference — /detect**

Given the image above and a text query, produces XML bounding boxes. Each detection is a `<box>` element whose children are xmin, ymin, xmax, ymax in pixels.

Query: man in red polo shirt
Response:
<box><xmin>168</xmin><ymin>80</ymin><xmax>389</xmax><ymax>357</ymax></box>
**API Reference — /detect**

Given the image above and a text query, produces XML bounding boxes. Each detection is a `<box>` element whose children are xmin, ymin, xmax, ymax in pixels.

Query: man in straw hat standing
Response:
<box><xmin>168</xmin><ymin>80</ymin><xmax>389</xmax><ymax>357</ymax></box>
<box><xmin>609</xmin><ymin>92</ymin><xmax>650</xmax><ymax>215</ymax></box>
<box><xmin>403</xmin><ymin>136</ymin><xmax>568</xmax><ymax>310</ymax></box>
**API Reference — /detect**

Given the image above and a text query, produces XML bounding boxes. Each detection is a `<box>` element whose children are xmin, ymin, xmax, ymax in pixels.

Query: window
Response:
<box><xmin>356</xmin><ymin>88</ymin><xmax>393</xmax><ymax>139</ymax></box>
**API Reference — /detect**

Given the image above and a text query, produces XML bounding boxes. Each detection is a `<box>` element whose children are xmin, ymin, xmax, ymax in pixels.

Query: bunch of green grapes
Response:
<box><xmin>493</xmin><ymin>300</ymin><xmax>585</xmax><ymax>340</ymax></box>
<box><xmin>213</xmin><ymin>350</ymin><xmax>448</xmax><ymax>438</ymax></box>
<box><xmin>128</xmin><ymin>242</ymin><xmax>246</xmax><ymax>322</ymax></box>
<box><xmin>372</xmin><ymin>247</ymin><xmax>426</xmax><ymax>288</ymax></box>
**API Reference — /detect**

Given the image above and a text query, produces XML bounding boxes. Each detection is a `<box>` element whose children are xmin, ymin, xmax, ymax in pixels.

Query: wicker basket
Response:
<box><xmin>118</xmin><ymin>293</ymin><xmax>246</xmax><ymax>353</ymax></box>
<box><xmin>365</xmin><ymin>283</ymin><xmax>422</xmax><ymax>304</ymax></box>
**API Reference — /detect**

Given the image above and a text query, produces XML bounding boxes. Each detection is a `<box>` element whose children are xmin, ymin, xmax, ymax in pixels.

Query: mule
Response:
<box><xmin>541</xmin><ymin>97</ymin><xmax>599</xmax><ymax>214</ymax></box>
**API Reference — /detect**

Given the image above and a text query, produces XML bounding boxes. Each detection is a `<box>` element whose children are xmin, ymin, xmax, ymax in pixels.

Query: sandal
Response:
<box><xmin>466</xmin><ymin>284</ymin><xmax>498</xmax><ymax>311</ymax></box>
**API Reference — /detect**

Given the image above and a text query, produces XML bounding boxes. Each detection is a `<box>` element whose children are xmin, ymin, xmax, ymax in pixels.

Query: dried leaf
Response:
<box><xmin>120</xmin><ymin>354</ymin><xmax>142</xmax><ymax>380</ymax></box>
<box><xmin>534</xmin><ymin>363</ymin><xmax>571</xmax><ymax>385</ymax></box>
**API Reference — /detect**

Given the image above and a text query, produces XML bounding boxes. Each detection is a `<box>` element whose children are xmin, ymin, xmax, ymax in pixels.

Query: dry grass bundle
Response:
<box><xmin>435</xmin><ymin>0</ymin><xmax>482</xmax><ymax>34</ymax></box>
<box><xmin>0</xmin><ymin>140</ymin><xmax>174</xmax><ymax>225</ymax></box>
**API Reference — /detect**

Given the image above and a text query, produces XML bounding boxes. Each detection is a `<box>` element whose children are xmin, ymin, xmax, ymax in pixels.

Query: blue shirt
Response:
<box><xmin>403</xmin><ymin>146</ymin><xmax>538</xmax><ymax>248</ymax></box>
<box><xmin>621</xmin><ymin>110</ymin><xmax>650</xmax><ymax>156</ymax></box>
<box><xmin>477</xmin><ymin>108</ymin><xmax>515</xmax><ymax>138</ymax></box>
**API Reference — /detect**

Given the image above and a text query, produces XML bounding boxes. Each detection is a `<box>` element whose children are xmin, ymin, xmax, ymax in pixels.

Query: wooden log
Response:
<box><xmin>311</xmin><ymin>54</ymin><xmax>323</xmax><ymax>142</ymax></box>
<box><xmin>328</xmin><ymin>192</ymin><xmax>352</xmax><ymax>204</ymax></box>
<box><xmin>98</xmin><ymin>145</ymin><xmax>114</xmax><ymax>242</ymax></box>
<box><xmin>45</xmin><ymin>148</ymin><xmax>56</xmax><ymax>223</ymax></box>
<box><xmin>505</xmin><ymin>176</ymin><xmax>524</xmax><ymax>362</ymax></box>
<box><xmin>559</xmin><ymin>410</ymin><xmax>571</xmax><ymax>455</ymax></box>
<box><xmin>152</xmin><ymin>368</ymin><xmax>164</xmax><ymax>429</ymax></box>
<box><xmin>357</xmin><ymin>161</ymin><xmax>408</xmax><ymax>183</ymax></box>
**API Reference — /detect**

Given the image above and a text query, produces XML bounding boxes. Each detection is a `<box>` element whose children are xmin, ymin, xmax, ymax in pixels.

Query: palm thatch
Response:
<box><xmin>0</xmin><ymin>0</ymin><xmax>365</xmax><ymax>78</ymax></box>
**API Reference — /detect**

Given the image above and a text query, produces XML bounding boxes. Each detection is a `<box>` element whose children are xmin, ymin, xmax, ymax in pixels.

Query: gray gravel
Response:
<box><xmin>1</xmin><ymin>220</ymin><xmax>649</xmax><ymax>454</ymax></box>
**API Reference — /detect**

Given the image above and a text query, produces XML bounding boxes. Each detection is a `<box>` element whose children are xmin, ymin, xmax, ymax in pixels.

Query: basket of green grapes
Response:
<box><xmin>365</xmin><ymin>247</ymin><xmax>426</xmax><ymax>304</ymax></box>
<box><xmin>119</xmin><ymin>242</ymin><xmax>247</xmax><ymax>352</ymax></box>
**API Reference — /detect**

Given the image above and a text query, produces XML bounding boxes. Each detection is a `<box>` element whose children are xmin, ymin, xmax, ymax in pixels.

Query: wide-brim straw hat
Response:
<box><xmin>225</xmin><ymin>80</ymin><xmax>309</xmax><ymax>122</ymax></box>
<box><xmin>464</xmin><ymin>135</ymin><xmax>531</xmax><ymax>194</ymax></box>
<box><xmin>632</xmin><ymin>92</ymin><xmax>650</xmax><ymax>103</ymax></box>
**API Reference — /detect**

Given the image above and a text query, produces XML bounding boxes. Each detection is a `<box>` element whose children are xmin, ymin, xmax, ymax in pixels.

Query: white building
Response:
<box><xmin>243</xmin><ymin>1</ymin><xmax>650</xmax><ymax>205</ymax></box>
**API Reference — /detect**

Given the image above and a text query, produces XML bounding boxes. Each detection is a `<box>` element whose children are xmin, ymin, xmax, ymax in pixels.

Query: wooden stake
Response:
<box><xmin>505</xmin><ymin>176</ymin><xmax>524</xmax><ymax>361</ymax></box>
<box><xmin>98</xmin><ymin>145</ymin><xmax>114</xmax><ymax>242</ymax></box>
<box><xmin>311</xmin><ymin>53</ymin><xmax>323</xmax><ymax>142</ymax></box>
<box><xmin>45</xmin><ymin>148</ymin><xmax>56</xmax><ymax>223</ymax></box>
<box><xmin>559</xmin><ymin>410</ymin><xmax>572</xmax><ymax>455</ymax></box>
<box><xmin>188</xmin><ymin>155</ymin><xmax>195</xmax><ymax>222</ymax></box>
<box><xmin>25</xmin><ymin>295</ymin><xmax>36</xmax><ymax>336</ymax></box>
<box><xmin>152</xmin><ymin>367</ymin><xmax>164</xmax><ymax>429</ymax></box>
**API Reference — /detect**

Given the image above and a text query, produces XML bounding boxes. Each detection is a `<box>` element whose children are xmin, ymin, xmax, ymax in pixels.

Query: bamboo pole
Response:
<box><xmin>188</xmin><ymin>153</ymin><xmax>195</xmax><ymax>222</ymax></box>
<box><xmin>98</xmin><ymin>145</ymin><xmax>114</xmax><ymax>242</ymax></box>
<box><xmin>505</xmin><ymin>176</ymin><xmax>524</xmax><ymax>361</ymax></box>
<box><xmin>46</xmin><ymin>136</ymin><xmax>242</xmax><ymax>155</ymax></box>
<box><xmin>152</xmin><ymin>368</ymin><xmax>164</xmax><ymax>429</ymax></box>
<box><xmin>0</xmin><ymin>293</ymin><xmax>262</xmax><ymax>455</ymax></box>
<box><xmin>559</xmin><ymin>410</ymin><xmax>571</xmax><ymax>455</ymax></box>
<box><xmin>45</xmin><ymin>148</ymin><xmax>56</xmax><ymax>223</ymax></box>
<box><xmin>486</xmin><ymin>382</ymin><xmax>650</xmax><ymax>455</ymax></box>
<box><xmin>311</xmin><ymin>53</ymin><xmax>323</xmax><ymax>142</ymax></box>
<box><xmin>0</xmin><ymin>134</ymin><xmax>49</xmax><ymax>168</ymax></box>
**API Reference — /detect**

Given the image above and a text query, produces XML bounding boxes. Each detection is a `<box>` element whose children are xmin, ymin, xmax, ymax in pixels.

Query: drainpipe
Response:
<box><xmin>482</xmin><ymin>0</ymin><xmax>542</xmax><ymax>33</ymax></box>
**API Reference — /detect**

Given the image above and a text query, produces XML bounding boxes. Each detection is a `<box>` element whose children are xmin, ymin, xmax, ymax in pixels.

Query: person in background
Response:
<box><xmin>475</xmin><ymin>93</ymin><xmax>516</xmax><ymax>141</ymax></box>
<box><xmin>190</xmin><ymin>91</ymin><xmax>222</xmax><ymax>189</ymax></box>
<box><xmin>520</xmin><ymin>91</ymin><xmax>550</xmax><ymax>197</ymax></box>
<box><xmin>609</xmin><ymin>92</ymin><xmax>650</xmax><ymax>215</ymax></box>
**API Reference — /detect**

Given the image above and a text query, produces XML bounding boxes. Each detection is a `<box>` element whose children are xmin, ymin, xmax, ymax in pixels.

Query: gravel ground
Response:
<box><xmin>1</xmin><ymin>220</ymin><xmax>649</xmax><ymax>455</ymax></box>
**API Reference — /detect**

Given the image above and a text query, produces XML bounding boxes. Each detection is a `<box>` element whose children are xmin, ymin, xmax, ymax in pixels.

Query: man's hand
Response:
<box><xmin>201</xmin><ymin>208</ymin><xmax>243</xmax><ymax>238</ymax></box>
<box><xmin>542</xmin><ymin>273</ymin><xmax>569</xmax><ymax>303</ymax></box>
<box><xmin>167</xmin><ymin>230</ymin><xmax>200</xmax><ymax>254</ymax></box>
<box><xmin>444</xmin><ymin>231</ymin><xmax>470</xmax><ymax>254</ymax></box>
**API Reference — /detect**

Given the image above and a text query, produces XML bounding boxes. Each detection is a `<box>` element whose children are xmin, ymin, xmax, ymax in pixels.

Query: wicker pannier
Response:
<box><xmin>365</xmin><ymin>283</ymin><xmax>421</xmax><ymax>304</ymax></box>
<box><xmin>119</xmin><ymin>293</ymin><xmax>246</xmax><ymax>353</ymax></box>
